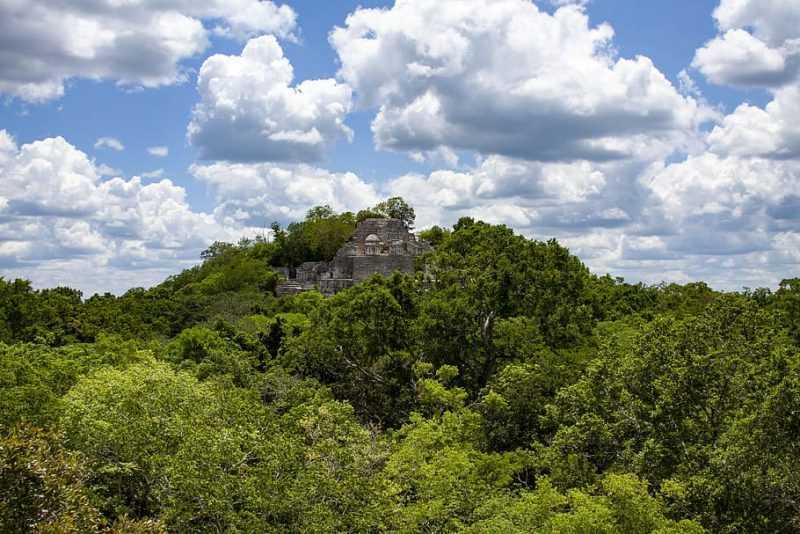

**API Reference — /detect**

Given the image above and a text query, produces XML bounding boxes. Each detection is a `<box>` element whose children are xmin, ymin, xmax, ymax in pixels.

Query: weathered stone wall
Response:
<box><xmin>330</xmin><ymin>255</ymin><xmax>354</xmax><ymax>279</ymax></box>
<box><xmin>352</xmin><ymin>255</ymin><xmax>415</xmax><ymax>281</ymax></box>
<box><xmin>296</xmin><ymin>261</ymin><xmax>328</xmax><ymax>283</ymax></box>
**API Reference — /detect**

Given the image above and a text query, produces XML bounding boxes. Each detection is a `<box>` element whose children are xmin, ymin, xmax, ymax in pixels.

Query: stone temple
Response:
<box><xmin>275</xmin><ymin>218</ymin><xmax>430</xmax><ymax>297</ymax></box>
<box><xmin>275</xmin><ymin>219</ymin><xmax>431</xmax><ymax>296</ymax></box>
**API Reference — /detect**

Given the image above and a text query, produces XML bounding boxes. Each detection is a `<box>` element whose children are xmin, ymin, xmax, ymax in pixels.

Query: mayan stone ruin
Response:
<box><xmin>275</xmin><ymin>218</ymin><xmax>430</xmax><ymax>297</ymax></box>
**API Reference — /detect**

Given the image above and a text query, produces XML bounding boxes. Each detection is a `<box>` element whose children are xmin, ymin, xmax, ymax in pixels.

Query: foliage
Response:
<box><xmin>0</xmin><ymin>337</ymin><xmax>149</xmax><ymax>429</ymax></box>
<box><xmin>0</xmin><ymin>205</ymin><xmax>798</xmax><ymax>532</ymax></box>
<box><xmin>372</xmin><ymin>196</ymin><xmax>416</xmax><ymax>229</ymax></box>
<box><xmin>270</xmin><ymin>205</ymin><xmax>358</xmax><ymax>267</ymax></box>
<box><xmin>281</xmin><ymin>274</ymin><xmax>418</xmax><ymax>427</ymax></box>
<box><xmin>467</xmin><ymin>475</ymin><xmax>705</xmax><ymax>534</ymax></box>
<box><xmin>418</xmin><ymin>225</ymin><xmax>450</xmax><ymax>247</ymax></box>
<box><xmin>0</xmin><ymin>426</ymin><xmax>103</xmax><ymax>533</ymax></box>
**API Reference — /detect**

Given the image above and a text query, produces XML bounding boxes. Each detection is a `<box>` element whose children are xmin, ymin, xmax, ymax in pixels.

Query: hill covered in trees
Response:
<box><xmin>2</xmin><ymin>203</ymin><xmax>800</xmax><ymax>533</ymax></box>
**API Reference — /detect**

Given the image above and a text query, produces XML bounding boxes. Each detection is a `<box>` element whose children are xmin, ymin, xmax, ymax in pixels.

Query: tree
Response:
<box><xmin>281</xmin><ymin>276</ymin><xmax>418</xmax><ymax>426</ymax></box>
<box><xmin>380</xmin><ymin>369</ymin><xmax>530</xmax><ymax>532</ymax></box>
<box><xmin>3</xmin><ymin>204</ymin><xmax>799</xmax><ymax>534</ymax></box>
<box><xmin>356</xmin><ymin>208</ymin><xmax>386</xmax><ymax>223</ymax></box>
<box><xmin>467</xmin><ymin>474</ymin><xmax>706</xmax><ymax>533</ymax></box>
<box><xmin>775</xmin><ymin>278</ymin><xmax>800</xmax><ymax>345</ymax></box>
<box><xmin>373</xmin><ymin>196</ymin><xmax>416</xmax><ymax>229</ymax></box>
<box><xmin>415</xmin><ymin>220</ymin><xmax>594</xmax><ymax>394</ymax></box>
<box><xmin>418</xmin><ymin>225</ymin><xmax>449</xmax><ymax>247</ymax></box>
<box><xmin>0</xmin><ymin>427</ymin><xmax>104</xmax><ymax>533</ymax></box>
<box><xmin>0</xmin><ymin>339</ymin><xmax>148</xmax><ymax>429</ymax></box>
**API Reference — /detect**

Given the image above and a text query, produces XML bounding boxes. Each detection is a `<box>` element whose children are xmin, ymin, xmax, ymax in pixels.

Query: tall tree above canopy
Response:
<box><xmin>373</xmin><ymin>196</ymin><xmax>416</xmax><ymax>229</ymax></box>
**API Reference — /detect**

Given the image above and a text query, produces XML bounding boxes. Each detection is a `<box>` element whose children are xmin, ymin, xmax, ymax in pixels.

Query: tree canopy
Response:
<box><xmin>2</xmin><ymin>202</ymin><xmax>799</xmax><ymax>532</ymax></box>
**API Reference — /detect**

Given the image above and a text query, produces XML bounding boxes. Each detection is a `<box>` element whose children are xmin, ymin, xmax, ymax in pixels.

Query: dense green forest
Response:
<box><xmin>2</xmin><ymin>201</ymin><xmax>800</xmax><ymax>533</ymax></box>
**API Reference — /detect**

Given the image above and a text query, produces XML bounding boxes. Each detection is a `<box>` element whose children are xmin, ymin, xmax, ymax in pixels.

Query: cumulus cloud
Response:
<box><xmin>706</xmin><ymin>86</ymin><xmax>800</xmax><ymax>159</ymax></box>
<box><xmin>382</xmin><ymin>153</ymin><xmax>648</xmax><ymax>273</ymax></box>
<box><xmin>0</xmin><ymin>130</ymin><xmax>251</xmax><ymax>294</ymax></box>
<box><xmin>388</xmin><ymin>156</ymin><xmax>607</xmax><ymax>216</ymax></box>
<box><xmin>693</xmin><ymin>29</ymin><xmax>793</xmax><ymax>87</ymax></box>
<box><xmin>645</xmin><ymin>153</ymin><xmax>800</xmax><ymax>227</ymax></box>
<box><xmin>0</xmin><ymin>0</ymin><xmax>296</xmax><ymax>102</ymax></box>
<box><xmin>188</xmin><ymin>36</ymin><xmax>353</xmax><ymax>163</ymax></box>
<box><xmin>147</xmin><ymin>146</ymin><xmax>169</xmax><ymax>157</ymax></box>
<box><xmin>95</xmin><ymin>137</ymin><xmax>125</xmax><ymax>151</ymax></box>
<box><xmin>713</xmin><ymin>0</ymin><xmax>800</xmax><ymax>45</ymax></box>
<box><xmin>190</xmin><ymin>161</ymin><xmax>379</xmax><ymax>226</ymax></box>
<box><xmin>617</xmin><ymin>111</ymin><xmax>800</xmax><ymax>286</ymax></box>
<box><xmin>330</xmin><ymin>0</ymin><xmax>709</xmax><ymax>162</ymax></box>
<box><xmin>5</xmin><ymin>0</ymin><xmax>800</xmax><ymax>293</ymax></box>
<box><xmin>651</xmin><ymin>11</ymin><xmax>800</xmax><ymax>249</ymax></box>
<box><xmin>591</xmin><ymin>0</ymin><xmax>797</xmax><ymax>286</ymax></box>
<box><xmin>682</xmin><ymin>0</ymin><xmax>800</xmax><ymax>270</ymax></box>
<box><xmin>376</xmin><ymin>140</ymin><xmax>800</xmax><ymax>290</ymax></box>
<box><xmin>628</xmin><ymin>150</ymin><xmax>800</xmax><ymax>286</ymax></box>
<box><xmin>694</xmin><ymin>0</ymin><xmax>800</xmax><ymax>88</ymax></box>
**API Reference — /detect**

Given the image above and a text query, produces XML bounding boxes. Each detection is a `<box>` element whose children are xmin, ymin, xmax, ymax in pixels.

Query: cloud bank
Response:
<box><xmin>0</xmin><ymin>130</ymin><xmax>250</xmax><ymax>294</ymax></box>
<box><xmin>330</xmin><ymin>0</ymin><xmax>711</xmax><ymax>162</ymax></box>
<box><xmin>0</xmin><ymin>0</ymin><xmax>296</xmax><ymax>102</ymax></box>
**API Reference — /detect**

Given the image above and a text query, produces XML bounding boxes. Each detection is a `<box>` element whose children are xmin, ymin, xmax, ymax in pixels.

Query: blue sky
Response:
<box><xmin>0</xmin><ymin>0</ymin><xmax>798</xmax><ymax>294</ymax></box>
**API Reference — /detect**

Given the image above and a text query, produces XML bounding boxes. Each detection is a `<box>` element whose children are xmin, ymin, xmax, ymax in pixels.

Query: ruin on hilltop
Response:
<box><xmin>275</xmin><ymin>218</ymin><xmax>431</xmax><ymax>297</ymax></box>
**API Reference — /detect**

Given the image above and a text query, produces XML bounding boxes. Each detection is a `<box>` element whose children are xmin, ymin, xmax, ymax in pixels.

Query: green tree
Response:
<box><xmin>281</xmin><ymin>275</ymin><xmax>418</xmax><ymax>426</ymax></box>
<box><xmin>373</xmin><ymin>196</ymin><xmax>416</xmax><ymax>229</ymax></box>
<box><xmin>381</xmin><ymin>372</ymin><xmax>530</xmax><ymax>532</ymax></box>
<box><xmin>0</xmin><ymin>338</ymin><xmax>147</xmax><ymax>429</ymax></box>
<box><xmin>468</xmin><ymin>474</ymin><xmax>705</xmax><ymax>533</ymax></box>
<box><xmin>0</xmin><ymin>426</ymin><xmax>104</xmax><ymax>533</ymax></box>
<box><xmin>775</xmin><ymin>278</ymin><xmax>800</xmax><ymax>345</ymax></box>
<box><xmin>418</xmin><ymin>225</ymin><xmax>449</xmax><ymax>247</ymax></box>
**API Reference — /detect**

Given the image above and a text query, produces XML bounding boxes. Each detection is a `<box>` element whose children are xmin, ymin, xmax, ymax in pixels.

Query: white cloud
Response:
<box><xmin>5</xmin><ymin>0</ymin><xmax>800</xmax><ymax>293</ymax></box>
<box><xmin>694</xmin><ymin>0</ymin><xmax>800</xmax><ymax>88</ymax></box>
<box><xmin>147</xmin><ymin>146</ymin><xmax>169</xmax><ymax>157</ymax></box>
<box><xmin>693</xmin><ymin>1</ymin><xmax>800</xmax><ymax>160</ymax></box>
<box><xmin>330</xmin><ymin>0</ymin><xmax>709</xmax><ymax>162</ymax></box>
<box><xmin>629</xmin><ymin>150</ymin><xmax>800</xmax><ymax>286</ymax></box>
<box><xmin>409</xmin><ymin>147</ymin><xmax>460</xmax><ymax>168</ymax></box>
<box><xmin>4</xmin><ymin>124</ymin><xmax>800</xmax><ymax>293</ymax></box>
<box><xmin>706</xmin><ymin>86</ymin><xmax>800</xmax><ymax>159</ymax></box>
<box><xmin>620</xmin><ymin>0</ymin><xmax>800</xmax><ymax>286</ymax></box>
<box><xmin>644</xmin><ymin>153</ymin><xmax>800</xmax><ymax>225</ymax></box>
<box><xmin>94</xmin><ymin>137</ymin><xmax>125</xmax><ymax>151</ymax></box>
<box><xmin>713</xmin><ymin>0</ymin><xmax>800</xmax><ymax>45</ymax></box>
<box><xmin>388</xmin><ymin>158</ymin><xmax>639</xmax><ymax>243</ymax></box>
<box><xmin>142</xmin><ymin>169</ymin><xmax>165</xmax><ymax>179</ymax></box>
<box><xmin>0</xmin><ymin>131</ymin><xmax>251</xmax><ymax>294</ymax></box>
<box><xmin>0</xmin><ymin>0</ymin><xmax>296</xmax><ymax>102</ymax></box>
<box><xmin>693</xmin><ymin>29</ymin><xmax>792</xmax><ymax>87</ymax></box>
<box><xmin>388</xmin><ymin>156</ymin><xmax>607</xmax><ymax>216</ymax></box>
<box><xmin>378</xmin><ymin>139</ymin><xmax>800</xmax><ymax>290</ymax></box>
<box><xmin>97</xmin><ymin>164</ymin><xmax>122</xmax><ymax>177</ymax></box>
<box><xmin>190</xmin><ymin>161</ymin><xmax>379</xmax><ymax>226</ymax></box>
<box><xmin>188</xmin><ymin>36</ymin><xmax>353</xmax><ymax>162</ymax></box>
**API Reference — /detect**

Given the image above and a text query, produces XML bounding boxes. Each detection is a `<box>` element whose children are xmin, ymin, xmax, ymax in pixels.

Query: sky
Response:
<box><xmin>1</xmin><ymin>0</ymin><xmax>799</xmax><ymax>295</ymax></box>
